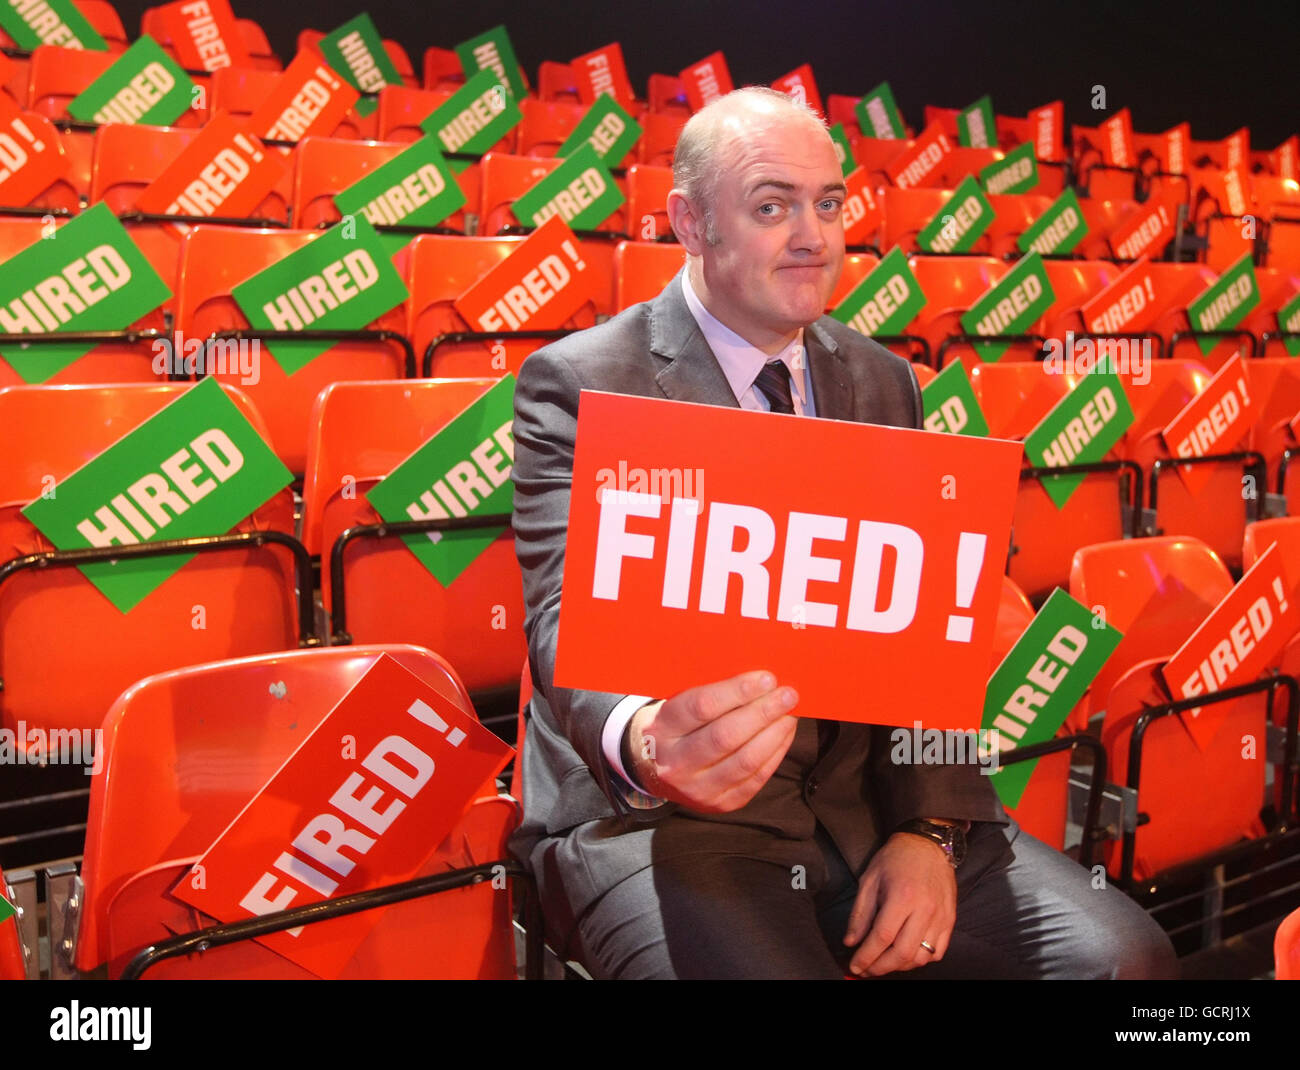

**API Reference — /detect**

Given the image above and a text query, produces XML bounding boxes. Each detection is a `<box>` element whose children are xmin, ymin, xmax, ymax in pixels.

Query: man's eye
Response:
<box><xmin>820</xmin><ymin>199</ymin><xmax>844</xmax><ymax>213</ymax></box>
<box><xmin>758</xmin><ymin>203</ymin><xmax>780</xmax><ymax>216</ymax></box>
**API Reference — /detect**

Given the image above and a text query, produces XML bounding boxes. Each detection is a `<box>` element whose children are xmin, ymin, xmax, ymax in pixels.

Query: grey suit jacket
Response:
<box><xmin>509</xmin><ymin>271</ymin><xmax>1007</xmax><ymax>933</ymax></box>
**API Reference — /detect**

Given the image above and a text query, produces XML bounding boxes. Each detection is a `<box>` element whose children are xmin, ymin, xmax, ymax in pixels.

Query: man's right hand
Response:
<box><xmin>625</xmin><ymin>670</ymin><xmax>799</xmax><ymax>814</ymax></box>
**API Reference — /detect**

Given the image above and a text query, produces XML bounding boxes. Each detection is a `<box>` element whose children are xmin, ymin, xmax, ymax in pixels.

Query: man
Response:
<box><xmin>510</xmin><ymin>87</ymin><xmax>1176</xmax><ymax>980</ymax></box>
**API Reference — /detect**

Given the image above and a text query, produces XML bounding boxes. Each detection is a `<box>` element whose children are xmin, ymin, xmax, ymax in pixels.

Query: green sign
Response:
<box><xmin>21</xmin><ymin>378</ymin><xmax>293</xmax><ymax>613</ymax></box>
<box><xmin>1022</xmin><ymin>371</ymin><xmax>1134</xmax><ymax>508</ymax></box>
<box><xmin>366</xmin><ymin>376</ymin><xmax>516</xmax><ymax>586</ymax></box>
<box><xmin>333</xmin><ymin>136</ymin><xmax>466</xmax><ymax>259</ymax></box>
<box><xmin>959</xmin><ymin>251</ymin><xmax>1055</xmax><ymax>362</ymax></box>
<box><xmin>557</xmin><ymin>95</ymin><xmax>642</xmax><ymax>166</ymax></box>
<box><xmin>67</xmin><ymin>35</ymin><xmax>194</xmax><ymax>127</ymax></box>
<box><xmin>455</xmin><ymin>24</ymin><xmax>526</xmax><ymax>103</ymax></box>
<box><xmin>957</xmin><ymin>95</ymin><xmax>995</xmax><ymax>149</ymax></box>
<box><xmin>916</xmin><ymin>175</ymin><xmax>994</xmax><ymax>254</ymax></box>
<box><xmin>855</xmin><ymin>81</ymin><xmax>905</xmax><ymax>139</ymax></box>
<box><xmin>828</xmin><ymin>122</ymin><xmax>854</xmax><ymax>177</ymax></box>
<box><xmin>510</xmin><ymin>143</ymin><xmax>624</xmax><ymax>231</ymax></box>
<box><xmin>1277</xmin><ymin>291</ymin><xmax>1300</xmax><ymax>357</ymax></box>
<box><xmin>830</xmin><ymin>246</ymin><xmax>925</xmax><ymax>336</ymax></box>
<box><xmin>420</xmin><ymin>68</ymin><xmax>522</xmax><ymax>157</ymax></box>
<box><xmin>1186</xmin><ymin>253</ymin><xmax>1260</xmax><ymax>356</ymax></box>
<box><xmin>1017</xmin><ymin>188</ymin><xmax>1088</xmax><ymax>256</ymax></box>
<box><xmin>0</xmin><ymin>203</ymin><xmax>171</xmax><ymax>383</ymax></box>
<box><xmin>980</xmin><ymin>142</ymin><xmax>1039</xmax><ymax>195</ymax></box>
<box><xmin>0</xmin><ymin>0</ymin><xmax>107</xmax><ymax>50</ymax></box>
<box><xmin>0</xmin><ymin>892</ymin><xmax>13</xmax><ymax>925</ymax></box>
<box><xmin>983</xmin><ymin>588</ymin><xmax>1123</xmax><ymax>807</ymax></box>
<box><xmin>921</xmin><ymin>361</ymin><xmax>988</xmax><ymax>436</ymax></box>
<box><xmin>231</xmin><ymin>217</ymin><xmax>409</xmax><ymax>375</ymax></box>
<box><xmin>318</xmin><ymin>13</ymin><xmax>404</xmax><ymax>96</ymax></box>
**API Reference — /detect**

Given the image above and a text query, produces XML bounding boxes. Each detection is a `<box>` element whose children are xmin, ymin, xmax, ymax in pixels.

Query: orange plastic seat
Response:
<box><xmin>26</xmin><ymin>45</ymin><xmax>114</xmax><ymax>119</ymax></box>
<box><xmin>422</xmin><ymin>47</ymin><xmax>466</xmax><ymax>93</ymax></box>
<box><xmin>826</xmin><ymin>252</ymin><xmax>882</xmax><ymax>309</ymax></box>
<box><xmin>905</xmin><ymin>255</ymin><xmax>1013</xmax><ymax>368</ymax></box>
<box><xmin>1113</xmin><ymin>359</ymin><xmax>1212</xmax><ymax>461</ymax></box>
<box><xmin>1038</xmin><ymin>260</ymin><xmax>1118</xmax><ymax>339</ymax></box>
<box><xmin>934</xmin><ymin>146</ymin><xmax>1004</xmax><ymax>190</ymax></box>
<box><xmin>78</xmin><ymin>645</ymin><xmax>518</xmax><ymax>978</ymax></box>
<box><xmin>1069</xmin><ymin>537</ymin><xmax>1234</xmax><ymax>728</ymax></box>
<box><xmin>290</xmin><ymin>136</ymin><xmax>405</xmax><ymax>230</ymax></box>
<box><xmin>615</xmin><ymin>240</ymin><xmax>685</xmax><ymax>311</ymax></box>
<box><xmin>1277</xmin><ymin>907</ymin><xmax>1300</xmax><ymax>980</ymax></box>
<box><xmin>478</xmin><ymin>152</ymin><xmax>627</xmax><ymax>238</ymax></box>
<box><xmin>636</xmin><ymin>111</ymin><xmax>685</xmax><ymax>167</ymax></box>
<box><xmin>212</xmin><ymin>66</ymin><xmax>352</xmax><ymax>140</ymax></box>
<box><xmin>375</xmin><ymin>85</ymin><xmax>454</xmax><ymax>142</ymax></box>
<box><xmin>985</xmin><ymin>194</ymin><xmax>1052</xmax><ymax>259</ymax></box>
<box><xmin>881</xmin><ymin>187</ymin><xmax>988</xmax><ymax>257</ymax></box>
<box><xmin>233</xmin><ymin>19</ymin><xmax>281</xmax><ymax>70</ymax></box>
<box><xmin>646</xmin><ymin>73</ymin><xmax>688</xmax><ymax>115</ymax></box>
<box><xmin>537</xmin><ymin>61</ymin><xmax>579</xmax><ymax>102</ymax></box>
<box><xmin>0</xmin><ymin>865</ymin><xmax>25</xmax><ymax>979</ymax></box>
<box><xmin>625</xmin><ymin>164</ymin><xmax>674</xmax><ymax>242</ymax></box>
<box><xmin>515</xmin><ymin>97</ymin><xmax>587</xmax><ymax>159</ymax></box>
<box><xmin>1076</xmin><ymin>198</ymin><xmax>1138</xmax><ymax>260</ymax></box>
<box><xmin>0</xmin><ymin>109</ymin><xmax>77</xmax><ymax>214</ymax></box>
<box><xmin>303</xmin><ymin>381</ymin><xmax>528</xmax><ymax>696</ymax></box>
<box><xmin>0</xmin><ymin>383</ymin><xmax>304</xmax><ymax>737</ymax></box>
<box><xmin>173</xmin><ymin>226</ymin><xmax>411</xmax><ymax>473</ymax></box>
<box><xmin>405</xmin><ymin>233</ymin><xmax>594</xmax><ymax>377</ymax></box>
<box><xmin>848</xmin><ymin>135</ymin><xmax>911</xmax><ymax>186</ymax></box>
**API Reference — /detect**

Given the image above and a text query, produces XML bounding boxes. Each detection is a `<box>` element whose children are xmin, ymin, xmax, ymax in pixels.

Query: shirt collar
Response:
<box><xmin>680</xmin><ymin>271</ymin><xmax>807</xmax><ymax>407</ymax></box>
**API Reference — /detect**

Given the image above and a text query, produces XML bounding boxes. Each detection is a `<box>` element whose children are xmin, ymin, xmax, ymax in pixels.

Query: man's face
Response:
<box><xmin>696</xmin><ymin>114</ymin><xmax>847</xmax><ymax>347</ymax></box>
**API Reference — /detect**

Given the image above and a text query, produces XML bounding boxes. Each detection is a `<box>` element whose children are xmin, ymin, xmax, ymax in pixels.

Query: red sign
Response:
<box><xmin>679</xmin><ymin>51</ymin><xmax>733</xmax><ymax>113</ymax></box>
<box><xmin>772</xmin><ymin>63</ymin><xmax>823</xmax><ymax>118</ymax></box>
<box><xmin>1100</xmin><ymin>107</ymin><xmax>1134</xmax><ymax>168</ymax></box>
<box><xmin>1221</xmin><ymin>165</ymin><xmax>1251</xmax><ymax>217</ymax></box>
<box><xmin>156</xmin><ymin>0</ymin><xmax>251</xmax><ymax>72</ymax></box>
<box><xmin>1031</xmin><ymin>100</ymin><xmax>1064</xmax><ymax>162</ymax></box>
<box><xmin>135</xmin><ymin>113</ymin><xmax>285</xmax><ymax>219</ymax></box>
<box><xmin>454</xmin><ymin>216</ymin><xmax>599</xmax><ymax>332</ymax></box>
<box><xmin>172</xmin><ymin>654</ymin><xmax>513</xmax><ymax>978</ymax></box>
<box><xmin>247</xmin><ymin>51</ymin><xmax>360</xmax><ymax>143</ymax></box>
<box><xmin>1272</xmin><ymin>136</ymin><xmax>1298</xmax><ymax>183</ymax></box>
<box><xmin>1109</xmin><ymin>196</ymin><xmax>1180</xmax><ymax>260</ymax></box>
<box><xmin>885</xmin><ymin>122</ymin><xmax>954</xmax><ymax>189</ymax></box>
<box><xmin>842</xmin><ymin>165</ymin><xmax>882</xmax><ymax>245</ymax></box>
<box><xmin>1161</xmin><ymin>352</ymin><xmax>1257</xmax><ymax>496</ymax></box>
<box><xmin>0</xmin><ymin>97</ymin><xmax>68</xmax><ymax>207</ymax></box>
<box><xmin>1164</xmin><ymin>122</ymin><xmax>1190</xmax><ymax>175</ymax></box>
<box><xmin>1081</xmin><ymin>257</ymin><xmax>1159</xmax><ymax>334</ymax></box>
<box><xmin>571</xmin><ymin>42</ymin><xmax>634</xmax><ymax>110</ymax></box>
<box><xmin>1222</xmin><ymin>127</ymin><xmax>1250</xmax><ymax>171</ymax></box>
<box><xmin>1162</xmin><ymin>543</ymin><xmax>1300</xmax><ymax>751</ymax></box>
<box><xmin>553</xmin><ymin>392</ymin><xmax>1024</xmax><ymax>730</ymax></box>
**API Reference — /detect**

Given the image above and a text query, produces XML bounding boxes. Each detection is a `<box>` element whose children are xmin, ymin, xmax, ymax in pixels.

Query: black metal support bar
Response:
<box><xmin>998</xmin><ymin>732</ymin><xmax>1108</xmax><ymax>869</ymax></box>
<box><xmin>0</xmin><ymin>530</ymin><xmax>320</xmax><ymax>664</ymax></box>
<box><xmin>422</xmin><ymin>329</ymin><xmax>572</xmax><ymax>377</ymax></box>
<box><xmin>1119</xmin><ymin>673</ymin><xmax>1299</xmax><ymax>888</ymax></box>
<box><xmin>869</xmin><ymin>334</ymin><xmax>932</xmax><ymax>368</ymax></box>
<box><xmin>935</xmin><ymin>333</ymin><xmax>1048</xmax><ymax>366</ymax></box>
<box><xmin>120</xmin><ymin>860</ymin><xmax>543</xmax><ymax>980</ymax></box>
<box><xmin>1020</xmin><ymin>459</ymin><xmax>1144</xmax><ymax>537</ymax></box>
<box><xmin>329</xmin><ymin>513</ymin><xmax>513</xmax><ymax>644</ymax></box>
<box><xmin>0</xmin><ymin>327</ymin><xmax>165</xmax><ymax>346</ymax></box>
<box><xmin>1261</xmin><ymin>330</ymin><xmax>1300</xmax><ymax>356</ymax></box>
<box><xmin>203</xmin><ymin>329</ymin><xmax>417</xmax><ymax>379</ymax></box>
<box><xmin>0</xmin><ymin>205</ymin><xmax>74</xmax><ymax>219</ymax></box>
<box><xmin>1149</xmin><ymin>449</ymin><xmax>1266</xmax><ymax>518</ymax></box>
<box><xmin>1168</xmin><ymin>328</ymin><xmax>1259</xmax><ymax>358</ymax></box>
<box><xmin>116</xmin><ymin>210</ymin><xmax>288</xmax><ymax>229</ymax></box>
<box><xmin>496</xmin><ymin>224</ymin><xmax>630</xmax><ymax>243</ymax></box>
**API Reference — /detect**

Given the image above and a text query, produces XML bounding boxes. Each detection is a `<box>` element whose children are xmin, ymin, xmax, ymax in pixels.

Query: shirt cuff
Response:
<box><xmin>602</xmin><ymin>694</ymin><xmax>666</xmax><ymax>808</ymax></box>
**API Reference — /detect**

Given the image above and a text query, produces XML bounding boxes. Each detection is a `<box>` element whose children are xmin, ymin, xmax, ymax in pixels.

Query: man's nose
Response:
<box><xmin>790</xmin><ymin>204</ymin><xmax>829</xmax><ymax>254</ymax></box>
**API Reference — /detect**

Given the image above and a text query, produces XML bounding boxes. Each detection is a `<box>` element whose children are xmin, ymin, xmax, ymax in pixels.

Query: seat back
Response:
<box><xmin>516</xmin><ymin>98</ymin><xmax>586</xmax><ymax>159</ymax></box>
<box><xmin>1277</xmin><ymin>906</ymin><xmax>1300</xmax><ymax>981</ymax></box>
<box><xmin>304</xmin><ymin>381</ymin><xmax>527</xmax><ymax>693</ymax></box>
<box><xmin>479</xmin><ymin>152</ymin><xmax>627</xmax><ymax>238</ymax></box>
<box><xmin>1039</xmin><ymin>259</ymin><xmax>1117</xmax><ymax>338</ymax></box>
<box><xmin>376</xmin><ymin>85</ymin><xmax>454</xmax><ymax>142</ymax></box>
<box><xmin>1069</xmin><ymin>536</ymin><xmax>1234</xmax><ymax>720</ymax></box>
<box><xmin>422</xmin><ymin>47</ymin><xmax>465</xmax><ymax>93</ymax></box>
<box><xmin>26</xmin><ymin>45</ymin><xmax>114</xmax><ymax>119</ymax></box>
<box><xmin>881</xmin><ymin>187</ymin><xmax>974</xmax><ymax>256</ymax></box>
<box><xmin>290</xmin><ymin>136</ymin><xmax>405</xmax><ymax>229</ymax></box>
<box><xmin>79</xmin><ymin>645</ymin><xmax>515</xmax><ymax>977</ymax></box>
<box><xmin>625</xmin><ymin>164</ymin><xmax>674</xmax><ymax>242</ymax></box>
<box><xmin>0</xmin><ymin>383</ymin><xmax>298</xmax><ymax>736</ymax></box>
<box><xmin>905</xmin><ymin>255</ymin><xmax>1011</xmax><ymax>368</ymax></box>
<box><xmin>636</xmin><ymin>111</ymin><xmax>685</xmax><ymax>167</ymax></box>
<box><xmin>985</xmin><ymin>194</ymin><xmax>1052</xmax><ymax>259</ymax></box>
<box><xmin>235</xmin><ymin>19</ymin><xmax>282</xmax><ymax>70</ymax></box>
<box><xmin>0</xmin><ymin>864</ymin><xmax>25</xmax><ymax>979</ymax></box>
<box><xmin>173</xmin><ymin>225</ymin><xmax>408</xmax><ymax>472</ymax></box>
<box><xmin>1101</xmin><ymin>658</ymin><xmax>1266</xmax><ymax>880</ymax></box>
<box><xmin>615</xmin><ymin>240</ymin><xmax>685</xmax><ymax>311</ymax></box>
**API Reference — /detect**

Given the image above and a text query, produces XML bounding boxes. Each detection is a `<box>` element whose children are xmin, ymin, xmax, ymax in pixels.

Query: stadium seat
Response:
<box><xmin>905</xmin><ymin>255</ymin><xmax>1014</xmax><ymax>368</ymax></box>
<box><xmin>625</xmin><ymin>164</ymin><xmax>674</xmax><ymax>242</ymax></box>
<box><xmin>935</xmin><ymin>146</ymin><xmax>1004</xmax><ymax>190</ymax></box>
<box><xmin>1113</xmin><ymin>359</ymin><xmax>1212</xmax><ymax>461</ymax></box>
<box><xmin>0</xmin><ymin>383</ymin><xmax>305</xmax><ymax>737</ymax></box>
<box><xmin>290</xmin><ymin>136</ymin><xmax>406</xmax><ymax>230</ymax></box>
<box><xmin>615</xmin><ymin>240</ymin><xmax>685</xmax><ymax>310</ymax></box>
<box><xmin>849</xmin><ymin>135</ymin><xmax>912</xmax><ymax>187</ymax></box>
<box><xmin>173</xmin><ymin>226</ymin><xmax>411</xmax><ymax>473</ymax></box>
<box><xmin>827</xmin><ymin>252</ymin><xmax>882</xmax><ymax>309</ymax></box>
<box><xmin>0</xmin><ymin>864</ymin><xmax>26</xmax><ymax>979</ymax></box>
<box><xmin>406</xmin><ymin>233</ymin><xmax>595</xmax><ymax>377</ymax></box>
<box><xmin>646</xmin><ymin>73</ymin><xmax>689</xmax><ymax>115</ymax></box>
<box><xmin>636</xmin><ymin>111</ymin><xmax>685</xmax><ymax>167</ymax></box>
<box><xmin>77</xmin><ymin>645</ymin><xmax>519</xmax><ymax>978</ymax></box>
<box><xmin>1075</xmin><ymin>197</ymin><xmax>1138</xmax><ymax>260</ymax></box>
<box><xmin>375</xmin><ymin>85</ymin><xmax>455</xmax><ymax>142</ymax></box>
<box><xmin>1069</xmin><ymin>536</ymin><xmax>1234</xmax><ymax>728</ymax></box>
<box><xmin>26</xmin><ymin>45</ymin><xmax>114</xmax><ymax>120</ymax></box>
<box><xmin>422</xmin><ymin>47</ymin><xmax>466</xmax><ymax>93</ymax></box>
<box><xmin>0</xmin><ymin>109</ymin><xmax>78</xmax><ymax>215</ymax></box>
<box><xmin>986</xmin><ymin>194</ymin><xmax>1052</xmax><ymax>259</ymax></box>
<box><xmin>537</xmin><ymin>61</ymin><xmax>579</xmax><ymax>102</ymax></box>
<box><xmin>515</xmin><ymin>98</ymin><xmax>587</xmax><ymax>159</ymax></box>
<box><xmin>1038</xmin><ymin>259</ymin><xmax>1118</xmax><ymax>340</ymax></box>
<box><xmin>68</xmin><ymin>0</ymin><xmax>128</xmax><ymax>50</ymax></box>
<box><xmin>1277</xmin><ymin>906</ymin><xmax>1300</xmax><ymax>980</ymax></box>
<box><xmin>235</xmin><ymin>19</ymin><xmax>282</xmax><ymax>70</ymax></box>
<box><xmin>1239</xmin><ymin>358</ymin><xmax>1300</xmax><ymax>493</ymax></box>
<box><xmin>478</xmin><ymin>151</ymin><xmax>627</xmax><ymax>238</ymax></box>
<box><xmin>212</xmin><ymin>66</ymin><xmax>349</xmax><ymax>140</ymax></box>
<box><xmin>303</xmin><ymin>380</ymin><xmax>528</xmax><ymax>696</ymax></box>
<box><xmin>881</xmin><ymin>187</ymin><xmax>989</xmax><ymax>257</ymax></box>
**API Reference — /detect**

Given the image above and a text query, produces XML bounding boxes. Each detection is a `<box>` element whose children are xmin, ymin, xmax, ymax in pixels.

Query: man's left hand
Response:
<box><xmin>842</xmin><ymin>832</ymin><xmax>957</xmax><ymax>976</ymax></box>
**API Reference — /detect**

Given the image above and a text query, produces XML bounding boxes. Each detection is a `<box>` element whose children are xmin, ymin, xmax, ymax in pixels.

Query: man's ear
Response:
<box><xmin>666</xmin><ymin>189</ymin><xmax>707</xmax><ymax>256</ymax></box>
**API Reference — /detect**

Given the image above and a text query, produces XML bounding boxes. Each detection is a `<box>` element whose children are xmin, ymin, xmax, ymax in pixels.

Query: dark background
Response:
<box><xmin>111</xmin><ymin>0</ymin><xmax>1297</xmax><ymax>146</ymax></box>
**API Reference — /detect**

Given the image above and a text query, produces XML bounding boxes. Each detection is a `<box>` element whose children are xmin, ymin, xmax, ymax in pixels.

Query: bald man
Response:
<box><xmin>509</xmin><ymin>87</ymin><xmax>1177</xmax><ymax>980</ymax></box>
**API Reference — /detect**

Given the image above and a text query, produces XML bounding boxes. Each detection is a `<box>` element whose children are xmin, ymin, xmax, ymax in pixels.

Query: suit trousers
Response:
<box><xmin>559</xmin><ymin>818</ymin><xmax>1180</xmax><ymax>980</ymax></box>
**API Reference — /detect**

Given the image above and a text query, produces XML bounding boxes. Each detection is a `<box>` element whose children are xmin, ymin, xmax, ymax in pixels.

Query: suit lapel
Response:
<box><xmin>805</xmin><ymin>320</ymin><xmax>855</xmax><ymax>422</ymax></box>
<box><xmin>650</xmin><ymin>272</ymin><xmax>740</xmax><ymax>408</ymax></box>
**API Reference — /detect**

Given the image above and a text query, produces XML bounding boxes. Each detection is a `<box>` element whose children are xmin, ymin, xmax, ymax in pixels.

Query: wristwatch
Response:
<box><xmin>895</xmin><ymin>819</ymin><xmax>967</xmax><ymax>868</ymax></box>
